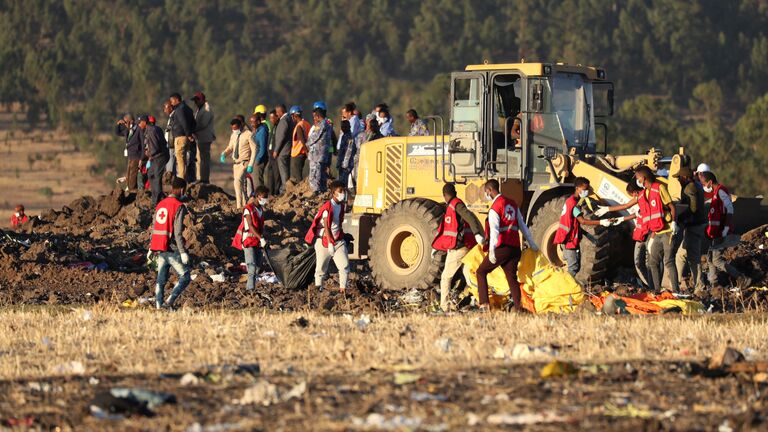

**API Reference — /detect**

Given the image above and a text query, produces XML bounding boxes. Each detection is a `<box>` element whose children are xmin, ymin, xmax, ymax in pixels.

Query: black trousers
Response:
<box><xmin>150</xmin><ymin>156</ymin><xmax>168</xmax><ymax>206</ymax></box>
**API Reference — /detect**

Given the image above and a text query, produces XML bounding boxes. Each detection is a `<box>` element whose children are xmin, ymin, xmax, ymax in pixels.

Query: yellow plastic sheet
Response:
<box><xmin>649</xmin><ymin>299</ymin><xmax>705</xmax><ymax>315</ymax></box>
<box><xmin>461</xmin><ymin>246</ymin><xmax>584</xmax><ymax>313</ymax></box>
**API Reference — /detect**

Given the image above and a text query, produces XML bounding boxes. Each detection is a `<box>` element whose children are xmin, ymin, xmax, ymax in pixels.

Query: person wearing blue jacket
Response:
<box><xmin>249</xmin><ymin>113</ymin><xmax>269</xmax><ymax>188</ymax></box>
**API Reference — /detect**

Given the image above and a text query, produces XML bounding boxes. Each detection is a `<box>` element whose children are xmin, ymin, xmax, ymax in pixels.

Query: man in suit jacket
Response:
<box><xmin>271</xmin><ymin>104</ymin><xmax>294</xmax><ymax>194</ymax></box>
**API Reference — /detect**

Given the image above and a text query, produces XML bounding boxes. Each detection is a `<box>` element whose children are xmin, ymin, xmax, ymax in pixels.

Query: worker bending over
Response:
<box><xmin>477</xmin><ymin>180</ymin><xmax>538</xmax><ymax>312</ymax></box>
<box><xmin>553</xmin><ymin>177</ymin><xmax>613</xmax><ymax>277</ymax></box>
<box><xmin>611</xmin><ymin>182</ymin><xmax>651</xmax><ymax>287</ymax></box>
<box><xmin>149</xmin><ymin>177</ymin><xmax>191</xmax><ymax>309</ymax></box>
<box><xmin>306</xmin><ymin>181</ymin><xmax>350</xmax><ymax>292</ymax></box>
<box><xmin>596</xmin><ymin>166</ymin><xmax>678</xmax><ymax>292</ymax></box>
<box><xmin>10</xmin><ymin>205</ymin><xmax>29</xmax><ymax>229</ymax></box>
<box><xmin>432</xmin><ymin>183</ymin><xmax>484</xmax><ymax>312</ymax></box>
<box><xmin>232</xmin><ymin>186</ymin><xmax>270</xmax><ymax>290</ymax></box>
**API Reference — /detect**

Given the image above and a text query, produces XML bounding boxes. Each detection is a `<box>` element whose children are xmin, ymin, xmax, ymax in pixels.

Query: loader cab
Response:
<box><xmin>447</xmin><ymin>63</ymin><xmax>613</xmax><ymax>187</ymax></box>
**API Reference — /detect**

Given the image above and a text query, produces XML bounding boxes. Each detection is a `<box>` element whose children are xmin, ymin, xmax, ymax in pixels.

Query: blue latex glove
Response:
<box><xmin>219</xmin><ymin>153</ymin><xmax>226</xmax><ymax>164</ymax></box>
<box><xmin>146</xmin><ymin>160</ymin><xmax>151</xmax><ymax>169</ymax></box>
<box><xmin>246</xmin><ymin>165</ymin><xmax>253</xmax><ymax>174</ymax></box>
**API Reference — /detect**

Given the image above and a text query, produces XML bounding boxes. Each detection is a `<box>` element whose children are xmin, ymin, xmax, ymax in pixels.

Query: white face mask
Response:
<box><xmin>258</xmin><ymin>198</ymin><xmax>268</xmax><ymax>206</ymax></box>
<box><xmin>335</xmin><ymin>192</ymin><xmax>346</xmax><ymax>202</ymax></box>
<box><xmin>636</xmin><ymin>179</ymin><xmax>644</xmax><ymax>188</ymax></box>
<box><xmin>15</xmin><ymin>212</ymin><xmax>20</xmax><ymax>217</ymax></box>
<box><xmin>579</xmin><ymin>189</ymin><xmax>589</xmax><ymax>198</ymax></box>
<box><xmin>703</xmin><ymin>185</ymin><xmax>713</xmax><ymax>193</ymax></box>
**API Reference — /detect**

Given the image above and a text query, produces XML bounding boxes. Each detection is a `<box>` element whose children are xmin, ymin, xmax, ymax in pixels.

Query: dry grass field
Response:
<box><xmin>1</xmin><ymin>307</ymin><xmax>767</xmax><ymax>430</ymax></box>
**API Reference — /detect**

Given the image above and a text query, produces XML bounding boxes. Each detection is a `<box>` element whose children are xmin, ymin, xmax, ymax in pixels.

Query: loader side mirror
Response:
<box><xmin>594</xmin><ymin>82</ymin><xmax>615</xmax><ymax>117</ymax></box>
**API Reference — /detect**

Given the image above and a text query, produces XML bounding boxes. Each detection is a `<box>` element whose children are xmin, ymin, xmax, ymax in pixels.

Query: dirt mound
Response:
<box><xmin>0</xmin><ymin>180</ymin><xmax>396</xmax><ymax>312</ymax></box>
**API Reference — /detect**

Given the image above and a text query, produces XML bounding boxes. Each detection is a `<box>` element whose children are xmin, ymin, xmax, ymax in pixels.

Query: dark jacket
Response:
<box><xmin>144</xmin><ymin>124</ymin><xmax>169</xmax><ymax>162</ymax></box>
<box><xmin>170</xmin><ymin>101</ymin><xmax>196</xmax><ymax>139</ymax></box>
<box><xmin>273</xmin><ymin>113</ymin><xmax>294</xmax><ymax>156</ymax></box>
<box><xmin>678</xmin><ymin>181</ymin><xmax>707</xmax><ymax>226</ymax></box>
<box><xmin>116</xmin><ymin>123</ymin><xmax>144</xmax><ymax>160</ymax></box>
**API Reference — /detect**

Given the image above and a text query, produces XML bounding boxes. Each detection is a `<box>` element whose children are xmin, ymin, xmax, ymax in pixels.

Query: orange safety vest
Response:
<box><xmin>553</xmin><ymin>195</ymin><xmax>581</xmax><ymax>249</ymax></box>
<box><xmin>432</xmin><ymin>197</ymin><xmax>477</xmax><ymax>251</ymax></box>
<box><xmin>291</xmin><ymin>119</ymin><xmax>311</xmax><ymax>157</ymax></box>
<box><xmin>483</xmin><ymin>195</ymin><xmax>520</xmax><ymax>251</ymax></box>
<box><xmin>639</xmin><ymin>182</ymin><xmax>665</xmax><ymax>233</ymax></box>
<box><xmin>150</xmin><ymin>196</ymin><xmax>184</xmax><ymax>252</ymax></box>
<box><xmin>232</xmin><ymin>203</ymin><xmax>265</xmax><ymax>250</ymax></box>
<box><xmin>305</xmin><ymin>200</ymin><xmax>346</xmax><ymax>247</ymax></box>
<box><xmin>706</xmin><ymin>184</ymin><xmax>731</xmax><ymax>239</ymax></box>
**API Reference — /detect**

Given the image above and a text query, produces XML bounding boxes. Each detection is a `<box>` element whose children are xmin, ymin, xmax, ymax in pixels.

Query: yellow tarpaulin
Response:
<box><xmin>461</xmin><ymin>246</ymin><xmax>584</xmax><ymax>313</ymax></box>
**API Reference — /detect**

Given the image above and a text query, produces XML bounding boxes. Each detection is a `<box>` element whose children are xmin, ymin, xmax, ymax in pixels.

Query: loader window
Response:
<box><xmin>452</xmin><ymin>77</ymin><xmax>482</xmax><ymax>132</ymax></box>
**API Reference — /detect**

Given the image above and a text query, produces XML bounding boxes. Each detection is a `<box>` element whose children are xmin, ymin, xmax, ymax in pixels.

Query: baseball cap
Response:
<box><xmin>148</xmin><ymin>115</ymin><xmax>156</xmax><ymax>124</ymax></box>
<box><xmin>672</xmin><ymin>166</ymin><xmax>693</xmax><ymax>178</ymax></box>
<box><xmin>192</xmin><ymin>91</ymin><xmax>206</xmax><ymax>101</ymax></box>
<box><xmin>137</xmin><ymin>115</ymin><xmax>149</xmax><ymax>122</ymax></box>
<box><xmin>695</xmin><ymin>163</ymin><xmax>711</xmax><ymax>174</ymax></box>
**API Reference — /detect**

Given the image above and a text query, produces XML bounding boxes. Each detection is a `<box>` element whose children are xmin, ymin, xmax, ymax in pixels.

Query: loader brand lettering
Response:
<box><xmin>156</xmin><ymin>208</ymin><xmax>168</xmax><ymax>224</ymax></box>
<box><xmin>407</xmin><ymin>144</ymin><xmax>442</xmax><ymax>157</ymax></box>
<box><xmin>597</xmin><ymin>178</ymin><xmax>630</xmax><ymax>207</ymax></box>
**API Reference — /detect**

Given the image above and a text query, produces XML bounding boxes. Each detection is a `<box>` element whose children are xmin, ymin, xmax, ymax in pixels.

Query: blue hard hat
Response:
<box><xmin>313</xmin><ymin>101</ymin><xmax>327</xmax><ymax>111</ymax></box>
<box><xmin>289</xmin><ymin>105</ymin><xmax>301</xmax><ymax>115</ymax></box>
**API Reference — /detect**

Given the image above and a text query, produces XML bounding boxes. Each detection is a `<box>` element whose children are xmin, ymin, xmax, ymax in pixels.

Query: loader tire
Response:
<box><xmin>370</xmin><ymin>199</ymin><xmax>444</xmax><ymax>291</ymax></box>
<box><xmin>529</xmin><ymin>196</ymin><xmax>616</xmax><ymax>285</ymax></box>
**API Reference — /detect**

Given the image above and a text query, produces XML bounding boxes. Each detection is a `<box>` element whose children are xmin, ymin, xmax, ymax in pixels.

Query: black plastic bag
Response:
<box><xmin>267</xmin><ymin>247</ymin><xmax>316</xmax><ymax>290</ymax></box>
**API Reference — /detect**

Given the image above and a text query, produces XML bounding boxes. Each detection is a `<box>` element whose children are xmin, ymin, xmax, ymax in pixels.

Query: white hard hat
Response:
<box><xmin>695</xmin><ymin>163</ymin><xmax>711</xmax><ymax>174</ymax></box>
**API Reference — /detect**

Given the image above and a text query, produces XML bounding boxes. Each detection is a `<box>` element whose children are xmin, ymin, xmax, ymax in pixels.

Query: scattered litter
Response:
<box><xmin>67</xmin><ymin>261</ymin><xmax>109</xmax><ymax>271</ymax></box>
<box><xmin>540</xmin><ymin>360</ymin><xmax>578</xmax><ymax>378</ymax></box>
<box><xmin>2</xmin><ymin>417</ymin><xmax>35</xmax><ymax>427</ymax></box>
<box><xmin>91</xmin><ymin>388</ymin><xmax>176</xmax><ymax>418</ymax></box>
<box><xmin>180</xmin><ymin>373</ymin><xmax>200</xmax><ymax>386</ymax></box>
<box><xmin>41</xmin><ymin>337</ymin><xmax>53</xmax><ymax>349</ymax></box>
<box><xmin>719</xmin><ymin>420</ymin><xmax>734</xmax><ymax>432</ymax></box>
<box><xmin>51</xmin><ymin>361</ymin><xmax>85</xmax><ymax>375</ymax></box>
<box><xmin>399</xmin><ymin>288</ymin><xmax>423</xmax><ymax>306</ymax></box>
<box><xmin>466</xmin><ymin>412</ymin><xmax>481</xmax><ymax>426</ymax></box>
<box><xmin>28</xmin><ymin>382</ymin><xmax>52</xmax><ymax>393</ymax></box>
<box><xmin>434</xmin><ymin>337</ymin><xmax>452</xmax><ymax>353</ymax></box>
<box><xmin>258</xmin><ymin>272</ymin><xmax>279</xmax><ymax>283</ymax></box>
<box><xmin>486</xmin><ymin>411</ymin><xmax>570</xmax><ymax>425</ymax></box>
<box><xmin>263</xmin><ymin>330</ymin><xmax>277</xmax><ymax>338</ymax></box>
<box><xmin>291</xmin><ymin>316</ymin><xmax>309</xmax><ymax>328</ymax></box>
<box><xmin>356</xmin><ymin>314</ymin><xmax>371</xmax><ymax>331</ymax></box>
<box><xmin>708</xmin><ymin>347</ymin><xmax>745</xmax><ymax>370</ymax></box>
<box><xmin>511</xmin><ymin>343</ymin><xmax>558</xmax><ymax>359</ymax></box>
<box><xmin>80</xmin><ymin>310</ymin><xmax>93</xmax><ymax>321</ymax></box>
<box><xmin>191</xmin><ymin>273</ymin><xmax>199</xmax><ymax>281</ymax></box>
<box><xmin>234</xmin><ymin>379</ymin><xmax>279</xmax><ymax>406</ymax></box>
<box><xmin>121</xmin><ymin>299</ymin><xmax>139</xmax><ymax>309</ymax></box>
<box><xmin>580</xmin><ymin>364</ymin><xmax>611</xmax><ymax>375</ymax></box>
<box><xmin>493</xmin><ymin>347</ymin><xmax>506</xmax><ymax>359</ymax></box>
<box><xmin>410</xmin><ymin>391</ymin><xmax>447</xmax><ymax>402</ymax></box>
<box><xmin>393</xmin><ymin>372</ymin><xmax>421</xmax><ymax>385</ymax></box>
<box><xmin>743</xmin><ymin>347</ymin><xmax>758</xmax><ymax>361</ymax></box>
<box><xmin>89</xmin><ymin>377</ymin><xmax>100</xmax><ymax>386</ymax></box>
<box><xmin>282</xmin><ymin>381</ymin><xmax>307</xmax><ymax>401</ymax></box>
<box><xmin>210</xmin><ymin>273</ymin><xmax>226</xmax><ymax>283</ymax></box>
<box><xmin>186</xmin><ymin>422</ymin><xmax>244</xmax><ymax>432</ymax></box>
<box><xmin>351</xmin><ymin>413</ymin><xmax>422</xmax><ymax>431</ymax></box>
<box><xmin>604</xmin><ymin>402</ymin><xmax>654</xmax><ymax>418</ymax></box>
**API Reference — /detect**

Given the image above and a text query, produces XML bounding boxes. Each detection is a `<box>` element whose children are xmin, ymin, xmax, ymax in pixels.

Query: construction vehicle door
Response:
<box><xmin>526</xmin><ymin>77</ymin><xmax>568</xmax><ymax>185</ymax></box>
<box><xmin>449</xmin><ymin>72</ymin><xmax>486</xmax><ymax>180</ymax></box>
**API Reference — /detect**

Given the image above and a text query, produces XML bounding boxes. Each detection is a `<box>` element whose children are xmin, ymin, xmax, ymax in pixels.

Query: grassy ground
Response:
<box><xmin>2</xmin><ymin>307</ymin><xmax>768</xmax><ymax>430</ymax></box>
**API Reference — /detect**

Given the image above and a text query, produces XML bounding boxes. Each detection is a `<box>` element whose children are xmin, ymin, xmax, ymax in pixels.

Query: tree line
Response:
<box><xmin>1</xmin><ymin>0</ymin><xmax>766</xmax><ymax>195</ymax></box>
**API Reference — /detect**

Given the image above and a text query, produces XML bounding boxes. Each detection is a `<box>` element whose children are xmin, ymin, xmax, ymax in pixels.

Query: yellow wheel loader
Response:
<box><xmin>342</xmin><ymin>62</ymin><xmax>765</xmax><ymax>290</ymax></box>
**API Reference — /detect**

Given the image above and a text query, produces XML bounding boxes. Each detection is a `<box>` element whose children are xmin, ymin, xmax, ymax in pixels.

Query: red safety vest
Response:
<box><xmin>432</xmin><ymin>197</ymin><xmax>477</xmax><ymax>251</ymax></box>
<box><xmin>150</xmin><ymin>196</ymin><xmax>184</xmax><ymax>252</ymax></box>
<box><xmin>706</xmin><ymin>184</ymin><xmax>732</xmax><ymax>239</ymax></box>
<box><xmin>10</xmin><ymin>214</ymin><xmax>29</xmax><ymax>228</ymax></box>
<box><xmin>638</xmin><ymin>182</ymin><xmax>665</xmax><ymax>233</ymax></box>
<box><xmin>553</xmin><ymin>195</ymin><xmax>581</xmax><ymax>249</ymax></box>
<box><xmin>232</xmin><ymin>203</ymin><xmax>265</xmax><ymax>250</ymax></box>
<box><xmin>632</xmin><ymin>200</ymin><xmax>650</xmax><ymax>242</ymax></box>
<box><xmin>483</xmin><ymin>195</ymin><xmax>520</xmax><ymax>251</ymax></box>
<box><xmin>305</xmin><ymin>200</ymin><xmax>345</xmax><ymax>247</ymax></box>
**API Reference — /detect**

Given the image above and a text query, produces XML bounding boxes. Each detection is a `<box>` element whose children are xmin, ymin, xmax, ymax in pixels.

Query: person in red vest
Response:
<box><xmin>232</xmin><ymin>186</ymin><xmax>269</xmax><ymax>290</ymax></box>
<box><xmin>476</xmin><ymin>179</ymin><xmax>538</xmax><ymax>312</ymax></box>
<box><xmin>10</xmin><ymin>205</ymin><xmax>29</xmax><ymax>229</ymax></box>
<box><xmin>552</xmin><ymin>177</ymin><xmax>614</xmax><ymax>277</ymax></box>
<box><xmin>608</xmin><ymin>181</ymin><xmax>652</xmax><ymax>288</ymax></box>
<box><xmin>431</xmin><ymin>183</ymin><xmax>484</xmax><ymax>312</ymax></box>
<box><xmin>596</xmin><ymin>166</ymin><xmax>679</xmax><ymax>292</ymax></box>
<box><xmin>700</xmin><ymin>171</ymin><xmax>750</xmax><ymax>288</ymax></box>
<box><xmin>148</xmin><ymin>177</ymin><xmax>191</xmax><ymax>309</ymax></box>
<box><xmin>305</xmin><ymin>180</ymin><xmax>350</xmax><ymax>292</ymax></box>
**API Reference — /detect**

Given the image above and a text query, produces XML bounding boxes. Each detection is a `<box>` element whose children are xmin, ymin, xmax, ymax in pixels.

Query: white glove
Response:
<box><xmin>259</xmin><ymin>237</ymin><xmax>267</xmax><ymax>248</ymax></box>
<box><xmin>599</xmin><ymin>219</ymin><xmax>612</xmax><ymax>227</ymax></box>
<box><xmin>180</xmin><ymin>253</ymin><xmax>190</xmax><ymax>265</ymax></box>
<box><xmin>475</xmin><ymin>234</ymin><xmax>485</xmax><ymax>246</ymax></box>
<box><xmin>594</xmin><ymin>206</ymin><xmax>610</xmax><ymax>217</ymax></box>
<box><xmin>722</xmin><ymin>226</ymin><xmax>729</xmax><ymax>237</ymax></box>
<box><xmin>612</xmin><ymin>218</ymin><xmax>624</xmax><ymax>226</ymax></box>
<box><xmin>489</xmin><ymin>249</ymin><xmax>497</xmax><ymax>264</ymax></box>
<box><xmin>431</xmin><ymin>248</ymin><xmax>438</xmax><ymax>259</ymax></box>
<box><xmin>671</xmin><ymin>221</ymin><xmax>680</xmax><ymax>235</ymax></box>
<box><xmin>328</xmin><ymin>243</ymin><xmax>335</xmax><ymax>256</ymax></box>
<box><xmin>146</xmin><ymin>250</ymin><xmax>155</xmax><ymax>261</ymax></box>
